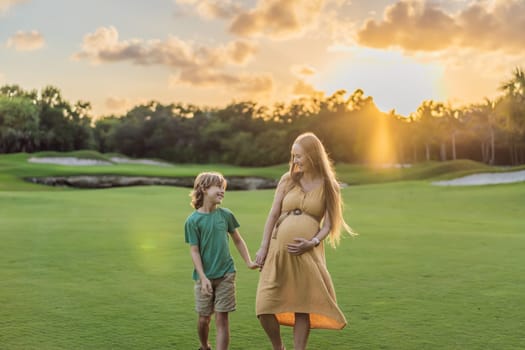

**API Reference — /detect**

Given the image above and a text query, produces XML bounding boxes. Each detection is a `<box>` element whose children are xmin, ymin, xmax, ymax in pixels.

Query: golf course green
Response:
<box><xmin>1</xmin><ymin>153</ymin><xmax>524</xmax><ymax>349</ymax></box>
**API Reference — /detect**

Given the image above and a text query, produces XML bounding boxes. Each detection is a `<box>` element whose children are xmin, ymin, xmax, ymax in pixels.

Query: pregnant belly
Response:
<box><xmin>274</xmin><ymin>215</ymin><xmax>319</xmax><ymax>246</ymax></box>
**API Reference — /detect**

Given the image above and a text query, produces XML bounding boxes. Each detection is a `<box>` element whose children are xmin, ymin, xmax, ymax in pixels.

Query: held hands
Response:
<box><xmin>247</xmin><ymin>260</ymin><xmax>260</xmax><ymax>270</ymax></box>
<box><xmin>287</xmin><ymin>238</ymin><xmax>315</xmax><ymax>256</ymax></box>
<box><xmin>255</xmin><ymin>246</ymin><xmax>268</xmax><ymax>267</ymax></box>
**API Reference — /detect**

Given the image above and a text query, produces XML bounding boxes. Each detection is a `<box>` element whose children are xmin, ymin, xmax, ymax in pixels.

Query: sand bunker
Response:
<box><xmin>28</xmin><ymin>157</ymin><xmax>172</xmax><ymax>167</ymax></box>
<box><xmin>28</xmin><ymin>157</ymin><xmax>112</xmax><ymax>166</ymax></box>
<box><xmin>433</xmin><ymin>170</ymin><xmax>525</xmax><ymax>186</ymax></box>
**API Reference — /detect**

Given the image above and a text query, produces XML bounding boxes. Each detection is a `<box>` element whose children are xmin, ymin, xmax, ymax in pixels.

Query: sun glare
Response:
<box><xmin>128</xmin><ymin>220</ymin><xmax>171</xmax><ymax>275</ymax></box>
<box><xmin>318</xmin><ymin>47</ymin><xmax>446</xmax><ymax>116</ymax></box>
<box><xmin>369</xmin><ymin>113</ymin><xmax>397</xmax><ymax>165</ymax></box>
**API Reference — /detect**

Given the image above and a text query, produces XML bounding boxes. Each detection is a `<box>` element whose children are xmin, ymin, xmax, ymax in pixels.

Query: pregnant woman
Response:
<box><xmin>255</xmin><ymin>132</ymin><xmax>355</xmax><ymax>350</ymax></box>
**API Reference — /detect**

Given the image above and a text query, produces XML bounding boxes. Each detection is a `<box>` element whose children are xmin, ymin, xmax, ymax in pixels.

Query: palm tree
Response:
<box><xmin>500</xmin><ymin>67</ymin><xmax>525</xmax><ymax>97</ymax></box>
<box><xmin>413</xmin><ymin>100</ymin><xmax>443</xmax><ymax>161</ymax></box>
<box><xmin>499</xmin><ymin>67</ymin><xmax>525</xmax><ymax>164</ymax></box>
<box><xmin>482</xmin><ymin>98</ymin><xmax>498</xmax><ymax>165</ymax></box>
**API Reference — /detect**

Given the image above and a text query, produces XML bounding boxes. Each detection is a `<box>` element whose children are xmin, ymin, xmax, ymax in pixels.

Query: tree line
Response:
<box><xmin>1</xmin><ymin>68</ymin><xmax>525</xmax><ymax>166</ymax></box>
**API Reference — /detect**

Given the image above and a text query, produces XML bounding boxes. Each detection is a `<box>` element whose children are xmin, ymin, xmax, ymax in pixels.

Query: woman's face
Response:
<box><xmin>292</xmin><ymin>143</ymin><xmax>310</xmax><ymax>173</ymax></box>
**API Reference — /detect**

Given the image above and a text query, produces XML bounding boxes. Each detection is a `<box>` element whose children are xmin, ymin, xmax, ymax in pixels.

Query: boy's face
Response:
<box><xmin>204</xmin><ymin>184</ymin><xmax>225</xmax><ymax>205</ymax></box>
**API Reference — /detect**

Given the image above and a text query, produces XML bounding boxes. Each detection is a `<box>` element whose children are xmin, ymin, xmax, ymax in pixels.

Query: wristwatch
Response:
<box><xmin>311</xmin><ymin>237</ymin><xmax>320</xmax><ymax>247</ymax></box>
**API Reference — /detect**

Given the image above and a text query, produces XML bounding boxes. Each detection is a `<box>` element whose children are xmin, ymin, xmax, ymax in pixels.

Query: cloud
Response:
<box><xmin>6</xmin><ymin>30</ymin><xmax>45</xmax><ymax>51</ymax></box>
<box><xmin>356</xmin><ymin>0</ymin><xmax>525</xmax><ymax>53</ymax></box>
<box><xmin>235</xmin><ymin>74</ymin><xmax>274</xmax><ymax>95</ymax></box>
<box><xmin>197</xmin><ymin>0</ymin><xmax>241</xmax><ymax>19</ymax></box>
<box><xmin>291</xmin><ymin>64</ymin><xmax>317</xmax><ymax>77</ymax></box>
<box><xmin>229</xmin><ymin>0</ymin><xmax>326</xmax><ymax>39</ymax></box>
<box><xmin>328</xmin><ymin>0</ymin><xmax>351</xmax><ymax>7</ymax></box>
<box><xmin>174</xmin><ymin>0</ymin><xmax>242</xmax><ymax>19</ymax></box>
<box><xmin>223</xmin><ymin>40</ymin><xmax>258</xmax><ymax>64</ymax></box>
<box><xmin>171</xmin><ymin>69</ymin><xmax>274</xmax><ymax>95</ymax></box>
<box><xmin>292</xmin><ymin>79</ymin><xmax>323</xmax><ymax>96</ymax></box>
<box><xmin>105</xmin><ymin>96</ymin><xmax>133</xmax><ymax>112</ymax></box>
<box><xmin>73</xmin><ymin>26</ymin><xmax>257</xmax><ymax>68</ymax></box>
<box><xmin>176</xmin><ymin>0</ymin><xmax>341</xmax><ymax>41</ymax></box>
<box><xmin>356</xmin><ymin>1</ymin><xmax>457</xmax><ymax>51</ymax></box>
<box><xmin>75</xmin><ymin>26</ymin><xmax>270</xmax><ymax>97</ymax></box>
<box><xmin>0</xmin><ymin>0</ymin><xmax>28</xmax><ymax>14</ymax></box>
<box><xmin>320</xmin><ymin>7</ymin><xmax>358</xmax><ymax>46</ymax></box>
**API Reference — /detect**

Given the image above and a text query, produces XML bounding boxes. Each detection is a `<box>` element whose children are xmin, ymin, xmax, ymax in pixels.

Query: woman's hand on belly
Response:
<box><xmin>287</xmin><ymin>238</ymin><xmax>315</xmax><ymax>256</ymax></box>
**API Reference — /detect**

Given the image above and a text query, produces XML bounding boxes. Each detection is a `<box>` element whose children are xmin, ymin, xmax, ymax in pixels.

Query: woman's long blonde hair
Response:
<box><xmin>287</xmin><ymin>132</ymin><xmax>355</xmax><ymax>247</ymax></box>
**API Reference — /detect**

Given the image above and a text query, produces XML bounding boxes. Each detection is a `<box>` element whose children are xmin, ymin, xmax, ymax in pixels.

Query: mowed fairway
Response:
<box><xmin>1</xmin><ymin>181</ymin><xmax>524</xmax><ymax>349</ymax></box>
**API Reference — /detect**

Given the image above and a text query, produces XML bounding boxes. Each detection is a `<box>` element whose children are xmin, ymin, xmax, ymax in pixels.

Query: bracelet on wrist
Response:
<box><xmin>311</xmin><ymin>237</ymin><xmax>320</xmax><ymax>247</ymax></box>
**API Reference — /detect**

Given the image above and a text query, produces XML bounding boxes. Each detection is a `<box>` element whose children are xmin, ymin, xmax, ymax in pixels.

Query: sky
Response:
<box><xmin>1</xmin><ymin>0</ymin><xmax>524</xmax><ymax>118</ymax></box>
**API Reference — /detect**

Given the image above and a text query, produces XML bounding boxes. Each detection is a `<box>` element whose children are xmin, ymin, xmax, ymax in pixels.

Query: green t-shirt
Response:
<box><xmin>184</xmin><ymin>207</ymin><xmax>240</xmax><ymax>281</ymax></box>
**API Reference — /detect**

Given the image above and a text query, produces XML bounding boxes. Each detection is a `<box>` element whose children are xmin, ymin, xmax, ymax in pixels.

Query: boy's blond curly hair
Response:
<box><xmin>190</xmin><ymin>172</ymin><xmax>227</xmax><ymax>209</ymax></box>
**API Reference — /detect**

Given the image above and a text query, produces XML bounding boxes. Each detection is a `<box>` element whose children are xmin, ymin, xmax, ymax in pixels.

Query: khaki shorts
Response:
<box><xmin>194</xmin><ymin>272</ymin><xmax>236</xmax><ymax>316</ymax></box>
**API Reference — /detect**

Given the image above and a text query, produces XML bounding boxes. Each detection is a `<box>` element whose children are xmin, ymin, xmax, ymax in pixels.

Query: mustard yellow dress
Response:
<box><xmin>255</xmin><ymin>184</ymin><xmax>347</xmax><ymax>329</ymax></box>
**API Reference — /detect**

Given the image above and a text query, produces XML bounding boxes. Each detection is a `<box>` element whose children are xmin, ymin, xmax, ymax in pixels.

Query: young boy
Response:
<box><xmin>184</xmin><ymin>172</ymin><xmax>258</xmax><ymax>350</ymax></box>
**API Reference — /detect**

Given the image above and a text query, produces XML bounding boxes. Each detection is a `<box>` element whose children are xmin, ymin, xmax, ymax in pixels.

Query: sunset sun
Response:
<box><xmin>316</xmin><ymin>48</ymin><xmax>446</xmax><ymax>116</ymax></box>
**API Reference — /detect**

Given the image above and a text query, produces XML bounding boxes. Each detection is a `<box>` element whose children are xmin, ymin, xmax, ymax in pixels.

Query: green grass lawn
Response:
<box><xmin>1</xmin><ymin>175</ymin><xmax>524</xmax><ymax>349</ymax></box>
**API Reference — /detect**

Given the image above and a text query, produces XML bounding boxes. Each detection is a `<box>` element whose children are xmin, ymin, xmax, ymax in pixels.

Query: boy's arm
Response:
<box><xmin>189</xmin><ymin>245</ymin><xmax>212</xmax><ymax>294</ymax></box>
<box><xmin>256</xmin><ymin>173</ymin><xmax>287</xmax><ymax>266</ymax></box>
<box><xmin>230</xmin><ymin>229</ymin><xmax>259</xmax><ymax>269</ymax></box>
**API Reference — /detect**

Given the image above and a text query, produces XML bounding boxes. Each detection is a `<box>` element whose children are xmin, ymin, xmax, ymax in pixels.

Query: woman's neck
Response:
<box><xmin>301</xmin><ymin>171</ymin><xmax>319</xmax><ymax>183</ymax></box>
<box><xmin>300</xmin><ymin>171</ymin><xmax>323</xmax><ymax>191</ymax></box>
